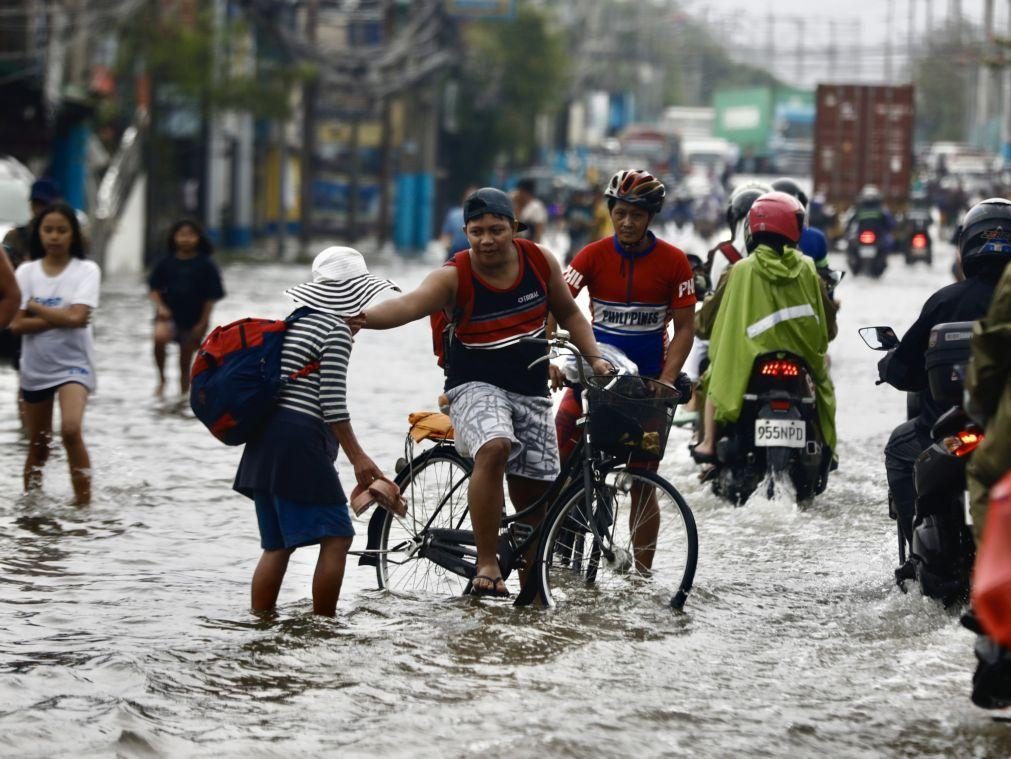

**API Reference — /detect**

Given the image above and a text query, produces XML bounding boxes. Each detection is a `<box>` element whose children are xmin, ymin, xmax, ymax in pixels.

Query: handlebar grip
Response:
<box><xmin>518</xmin><ymin>337</ymin><xmax>550</xmax><ymax>346</ymax></box>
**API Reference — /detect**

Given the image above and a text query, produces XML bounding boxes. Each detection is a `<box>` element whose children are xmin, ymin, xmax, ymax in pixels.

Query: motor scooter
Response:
<box><xmin>861</xmin><ymin>322</ymin><xmax>981</xmax><ymax>604</ymax></box>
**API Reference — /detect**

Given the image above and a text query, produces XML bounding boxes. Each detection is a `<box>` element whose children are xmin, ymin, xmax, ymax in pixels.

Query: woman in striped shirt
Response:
<box><xmin>233</xmin><ymin>247</ymin><xmax>399</xmax><ymax>616</ymax></box>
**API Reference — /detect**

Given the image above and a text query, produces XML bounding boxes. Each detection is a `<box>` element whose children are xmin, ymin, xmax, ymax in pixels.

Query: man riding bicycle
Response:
<box><xmin>351</xmin><ymin>187</ymin><xmax>610</xmax><ymax>598</ymax></box>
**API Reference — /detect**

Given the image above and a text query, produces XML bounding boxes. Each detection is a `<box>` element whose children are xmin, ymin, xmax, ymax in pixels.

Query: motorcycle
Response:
<box><xmin>861</xmin><ymin>321</ymin><xmax>981</xmax><ymax>604</ymax></box>
<box><xmin>847</xmin><ymin>222</ymin><xmax>889</xmax><ymax>278</ymax></box>
<box><xmin>905</xmin><ymin>222</ymin><xmax>934</xmax><ymax>266</ymax></box>
<box><xmin>706</xmin><ymin>351</ymin><xmax>830</xmax><ymax>507</ymax></box>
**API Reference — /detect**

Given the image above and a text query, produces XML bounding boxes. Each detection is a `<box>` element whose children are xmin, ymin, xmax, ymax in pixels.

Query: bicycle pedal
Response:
<box><xmin>508</xmin><ymin>522</ymin><xmax>534</xmax><ymax>542</ymax></box>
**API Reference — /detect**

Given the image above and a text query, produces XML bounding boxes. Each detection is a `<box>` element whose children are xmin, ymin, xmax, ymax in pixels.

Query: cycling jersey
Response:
<box><xmin>563</xmin><ymin>233</ymin><xmax>696</xmax><ymax>377</ymax></box>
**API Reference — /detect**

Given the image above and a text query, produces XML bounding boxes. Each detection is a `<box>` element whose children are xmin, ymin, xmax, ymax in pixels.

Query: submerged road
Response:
<box><xmin>0</xmin><ymin>232</ymin><xmax>1007</xmax><ymax>757</ymax></box>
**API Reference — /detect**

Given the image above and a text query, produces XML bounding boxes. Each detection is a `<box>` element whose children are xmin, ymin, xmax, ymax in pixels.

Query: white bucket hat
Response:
<box><xmin>284</xmin><ymin>246</ymin><xmax>400</xmax><ymax>316</ymax></box>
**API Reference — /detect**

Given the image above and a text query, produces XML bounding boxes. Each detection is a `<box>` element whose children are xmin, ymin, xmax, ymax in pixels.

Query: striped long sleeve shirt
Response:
<box><xmin>276</xmin><ymin>311</ymin><xmax>352</xmax><ymax>423</ymax></box>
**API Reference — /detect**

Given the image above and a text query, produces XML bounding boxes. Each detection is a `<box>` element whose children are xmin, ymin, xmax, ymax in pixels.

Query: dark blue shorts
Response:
<box><xmin>253</xmin><ymin>490</ymin><xmax>354</xmax><ymax>551</ymax></box>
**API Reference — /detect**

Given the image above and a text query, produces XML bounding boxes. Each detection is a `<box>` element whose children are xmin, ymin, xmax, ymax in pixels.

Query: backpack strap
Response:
<box><xmin>282</xmin><ymin>306</ymin><xmax>322</xmax><ymax>381</ymax></box>
<box><xmin>450</xmin><ymin>250</ymin><xmax>474</xmax><ymax>324</ymax></box>
<box><xmin>514</xmin><ymin>238</ymin><xmax>552</xmax><ymax>292</ymax></box>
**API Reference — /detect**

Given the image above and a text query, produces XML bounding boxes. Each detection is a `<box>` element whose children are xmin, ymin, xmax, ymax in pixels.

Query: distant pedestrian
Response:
<box><xmin>233</xmin><ymin>246</ymin><xmax>397</xmax><ymax>616</ymax></box>
<box><xmin>439</xmin><ymin>186</ymin><xmax>476</xmax><ymax>261</ymax></box>
<box><xmin>11</xmin><ymin>202</ymin><xmax>100</xmax><ymax>505</ymax></box>
<box><xmin>148</xmin><ymin>219</ymin><xmax>225</xmax><ymax>397</ymax></box>
<box><xmin>0</xmin><ymin>177</ymin><xmax>61</xmax><ymax>375</ymax></box>
<box><xmin>2</xmin><ymin>177</ymin><xmax>62</xmax><ymax>269</ymax></box>
<box><xmin>513</xmin><ymin>178</ymin><xmax>548</xmax><ymax>244</ymax></box>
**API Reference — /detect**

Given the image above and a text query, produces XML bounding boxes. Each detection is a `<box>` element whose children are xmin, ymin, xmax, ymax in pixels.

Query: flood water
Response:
<box><xmin>1</xmin><ymin>231</ymin><xmax>1008</xmax><ymax>757</ymax></box>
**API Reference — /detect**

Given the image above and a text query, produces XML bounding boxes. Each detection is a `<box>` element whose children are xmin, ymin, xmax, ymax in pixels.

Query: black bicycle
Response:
<box><xmin>355</xmin><ymin>336</ymin><xmax>699</xmax><ymax>609</ymax></box>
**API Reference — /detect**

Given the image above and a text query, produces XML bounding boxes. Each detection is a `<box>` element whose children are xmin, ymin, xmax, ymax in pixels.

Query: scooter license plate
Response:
<box><xmin>859</xmin><ymin>245</ymin><xmax>878</xmax><ymax>259</ymax></box>
<box><xmin>754</xmin><ymin>419</ymin><xmax>806</xmax><ymax>448</ymax></box>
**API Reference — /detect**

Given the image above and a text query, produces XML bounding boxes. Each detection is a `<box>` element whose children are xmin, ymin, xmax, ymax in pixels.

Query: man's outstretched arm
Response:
<box><xmin>354</xmin><ymin>267</ymin><xmax>457</xmax><ymax>331</ymax></box>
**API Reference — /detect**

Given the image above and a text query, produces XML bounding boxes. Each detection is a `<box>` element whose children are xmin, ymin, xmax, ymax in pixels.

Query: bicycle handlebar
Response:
<box><xmin>521</xmin><ymin>334</ymin><xmax>595</xmax><ymax>386</ymax></box>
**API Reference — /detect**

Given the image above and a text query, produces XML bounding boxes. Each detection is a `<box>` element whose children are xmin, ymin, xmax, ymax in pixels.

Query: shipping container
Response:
<box><xmin>813</xmin><ymin>84</ymin><xmax>915</xmax><ymax>207</ymax></box>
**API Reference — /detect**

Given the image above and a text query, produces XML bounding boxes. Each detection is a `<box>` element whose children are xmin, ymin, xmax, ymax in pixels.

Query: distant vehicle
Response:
<box><xmin>681</xmin><ymin>138</ymin><xmax>738</xmax><ymax>178</ymax></box>
<box><xmin>618</xmin><ymin>124</ymin><xmax>680</xmax><ymax>175</ymax></box>
<box><xmin>0</xmin><ymin>155</ymin><xmax>33</xmax><ymax>242</ymax></box>
<box><xmin>660</xmin><ymin>106</ymin><xmax>715</xmax><ymax>142</ymax></box>
<box><xmin>813</xmin><ymin>84</ymin><xmax>915</xmax><ymax>211</ymax></box>
<box><xmin>713</xmin><ymin>86</ymin><xmax>815</xmax><ymax>175</ymax></box>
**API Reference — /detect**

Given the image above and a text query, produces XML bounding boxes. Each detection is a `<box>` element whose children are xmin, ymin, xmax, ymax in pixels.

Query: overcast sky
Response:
<box><xmin>680</xmin><ymin>0</ymin><xmax>993</xmax><ymax>88</ymax></box>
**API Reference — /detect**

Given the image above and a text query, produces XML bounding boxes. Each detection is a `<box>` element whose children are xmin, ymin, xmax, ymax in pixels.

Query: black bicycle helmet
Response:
<box><xmin>957</xmin><ymin>197</ymin><xmax>1011</xmax><ymax>277</ymax></box>
<box><xmin>770</xmin><ymin>177</ymin><xmax>809</xmax><ymax>210</ymax></box>
<box><xmin>725</xmin><ymin>182</ymin><xmax>771</xmax><ymax>237</ymax></box>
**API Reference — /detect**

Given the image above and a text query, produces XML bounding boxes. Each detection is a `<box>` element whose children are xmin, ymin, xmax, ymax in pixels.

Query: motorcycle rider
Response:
<box><xmin>771</xmin><ymin>177</ymin><xmax>843</xmax><ymax>306</ymax></box>
<box><xmin>679</xmin><ymin>183</ymin><xmax>768</xmax><ymax>430</ymax></box>
<box><xmin>846</xmin><ymin>184</ymin><xmax>896</xmax><ymax>252</ymax></box>
<box><xmin>879</xmin><ymin>198</ymin><xmax>1011</xmax><ymax>574</ymax></box>
<box><xmin>691</xmin><ymin>191</ymin><xmax>837</xmax><ymax>463</ymax></box>
<box><xmin>707</xmin><ymin>182</ymin><xmax>770</xmax><ymax>291</ymax></box>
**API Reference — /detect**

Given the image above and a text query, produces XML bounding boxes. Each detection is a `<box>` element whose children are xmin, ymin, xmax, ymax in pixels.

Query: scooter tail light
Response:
<box><xmin>771</xmin><ymin>400</ymin><xmax>792</xmax><ymax>411</ymax></box>
<box><xmin>943</xmin><ymin>430</ymin><xmax>984</xmax><ymax>457</ymax></box>
<box><xmin>760</xmin><ymin>359</ymin><xmax>800</xmax><ymax>378</ymax></box>
<box><xmin>912</xmin><ymin>233</ymin><xmax>927</xmax><ymax>249</ymax></box>
<box><xmin>859</xmin><ymin>230</ymin><xmax>876</xmax><ymax>244</ymax></box>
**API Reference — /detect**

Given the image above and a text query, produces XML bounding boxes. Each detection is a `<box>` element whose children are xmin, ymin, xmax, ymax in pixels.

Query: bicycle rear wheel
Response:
<box><xmin>538</xmin><ymin>468</ymin><xmax>697</xmax><ymax>609</ymax></box>
<box><xmin>377</xmin><ymin>446</ymin><xmax>474</xmax><ymax>597</ymax></box>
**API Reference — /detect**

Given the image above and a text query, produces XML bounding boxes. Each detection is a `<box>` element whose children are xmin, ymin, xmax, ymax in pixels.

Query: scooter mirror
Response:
<box><xmin>859</xmin><ymin>326</ymin><xmax>899</xmax><ymax>351</ymax></box>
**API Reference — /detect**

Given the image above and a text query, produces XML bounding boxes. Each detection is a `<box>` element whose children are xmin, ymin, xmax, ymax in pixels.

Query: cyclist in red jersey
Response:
<box><xmin>552</xmin><ymin>169</ymin><xmax>697</xmax><ymax>463</ymax></box>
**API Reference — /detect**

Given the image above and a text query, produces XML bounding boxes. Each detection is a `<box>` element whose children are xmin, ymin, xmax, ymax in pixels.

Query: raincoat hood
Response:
<box><xmin>749</xmin><ymin>243</ymin><xmax>807</xmax><ymax>282</ymax></box>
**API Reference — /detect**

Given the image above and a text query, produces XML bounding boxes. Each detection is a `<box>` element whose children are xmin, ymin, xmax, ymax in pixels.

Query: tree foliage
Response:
<box><xmin>444</xmin><ymin>4</ymin><xmax>568</xmax><ymax>185</ymax></box>
<box><xmin>910</xmin><ymin>23</ymin><xmax>974</xmax><ymax>142</ymax></box>
<box><xmin>114</xmin><ymin>5</ymin><xmax>305</xmax><ymax>121</ymax></box>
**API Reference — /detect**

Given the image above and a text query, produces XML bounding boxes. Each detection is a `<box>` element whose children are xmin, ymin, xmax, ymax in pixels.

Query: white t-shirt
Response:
<box><xmin>517</xmin><ymin>197</ymin><xmax>549</xmax><ymax>241</ymax></box>
<box><xmin>15</xmin><ymin>258</ymin><xmax>101</xmax><ymax>392</ymax></box>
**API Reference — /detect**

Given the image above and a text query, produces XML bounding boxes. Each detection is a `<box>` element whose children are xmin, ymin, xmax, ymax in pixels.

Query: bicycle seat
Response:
<box><xmin>408</xmin><ymin>411</ymin><xmax>455</xmax><ymax>443</ymax></box>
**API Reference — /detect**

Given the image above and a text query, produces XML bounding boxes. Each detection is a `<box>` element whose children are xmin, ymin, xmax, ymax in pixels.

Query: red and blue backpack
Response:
<box><xmin>190</xmin><ymin>307</ymin><xmax>319</xmax><ymax>445</ymax></box>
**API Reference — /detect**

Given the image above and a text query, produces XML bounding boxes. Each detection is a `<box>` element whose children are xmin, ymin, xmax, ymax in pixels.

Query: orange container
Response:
<box><xmin>972</xmin><ymin>472</ymin><xmax>1011</xmax><ymax>648</ymax></box>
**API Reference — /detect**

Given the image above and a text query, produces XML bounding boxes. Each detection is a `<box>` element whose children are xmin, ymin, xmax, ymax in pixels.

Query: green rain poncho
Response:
<box><xmin>705</xmin><ymin>243</ymin><xmax>837</xmax><ymax>451</ymax></box>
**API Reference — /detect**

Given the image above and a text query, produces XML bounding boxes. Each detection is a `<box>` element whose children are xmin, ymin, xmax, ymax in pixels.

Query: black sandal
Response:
<box><xmin>471</xmin><ymin>574</ymin><xmax>511</xmax><ymax>598</ymax></box>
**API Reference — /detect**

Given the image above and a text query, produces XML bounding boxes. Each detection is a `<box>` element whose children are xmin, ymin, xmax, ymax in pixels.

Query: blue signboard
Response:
<box><xmin>446</xmin><ymin>0</ymin><xmax>516</xmax><ymax>19</ymax></box>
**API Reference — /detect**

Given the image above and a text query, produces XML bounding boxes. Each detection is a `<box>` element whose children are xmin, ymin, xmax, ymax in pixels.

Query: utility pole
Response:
<box><xmin>765</xmin><ymin>11</ymin><xmax>775</xmax><ymax>71</ymax></box>
<box><xmin>794</xmin><ymin>18</ymin><xmax>805</xmax><ymax>85</ymax></box>
<box><xmin>299</xmin><ymin>0</ymin><xmax>319</xmax><ymax>255</ymax></box>
<box><xmin>885</xmin><ymin>0</ymin><xmax>895</xmax><ymax>82</ymax></box>
<box><xmin>979</xmin><ymin>0</ymin><xmax>995</xmax><ymax>144</ymax></box>
<box><xmin>907</xmin><ymin>0</ymin><xmax>915</xmax><ymax>78</ymax></box>
<box><xmin>376</xmin><ymin>0</ymin><xmax>394</xmax><ymax>248</ymax></box>
<box><xmin>1003</xmin><ymin>0</ymin><xmax>1011</xmax><ymax>164</ymax></box>
<box><xmin>828</xmin><ymin>20</ymin><xmax>838</xmax><ymax>81</ymax></box>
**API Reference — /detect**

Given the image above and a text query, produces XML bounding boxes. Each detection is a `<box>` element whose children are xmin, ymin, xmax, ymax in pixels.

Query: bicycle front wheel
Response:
<box><xmin>539</xmin><ymin>468</ymin><xmax>698</xmax><ymax>609</ymax></box>
<box><xmin>377</xmin><ymin>446</ymin><xmax>473</xmax><ymax>598</ymax></box>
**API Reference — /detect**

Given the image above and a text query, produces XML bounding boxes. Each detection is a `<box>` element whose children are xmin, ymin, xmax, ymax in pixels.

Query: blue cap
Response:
<box><xmin>30</xmin><ymin>177</ymin><xmax>61</xmax><ymax>204</ymax></box>
<box><xmin>463</xmin><ymin>187</ymin><xmax>528</xmax><ymax>232</ymax></box>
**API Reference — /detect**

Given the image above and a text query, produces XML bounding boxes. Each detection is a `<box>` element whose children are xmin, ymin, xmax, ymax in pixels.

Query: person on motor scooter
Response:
<box><xmin>691</xmin><ymin>191</ymin><xmax>838</xmax><ymax>464</ymax></box>
<box><xmin>845</xmin><ymin>185</ymin><xmax>896</xmax><ymax>251</ymax></box>
<box><xmin>965</xmin><ymin>227</ymin><xmax>1011</xmax><ymax>541</ymax></box>
<box><xmin>771</xmin><ymin>177</ymin><xmax>843</xmax><ymax>308</ymax></box>
<box><xmin>706</xmin><ymin>182</ymin><xmax>770</xmax><ymax>292</ymax></box>
<box><xmin>880</xmin><ymin>198</ymin><xmax>1011</xmax><ymax>571</ymax></box>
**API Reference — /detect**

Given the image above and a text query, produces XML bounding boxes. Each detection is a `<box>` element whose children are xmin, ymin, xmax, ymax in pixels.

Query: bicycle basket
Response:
<box><xmin>585</xmin><ymin>375</ymin><xmax>679</xmax><ymax>461</ymax></box>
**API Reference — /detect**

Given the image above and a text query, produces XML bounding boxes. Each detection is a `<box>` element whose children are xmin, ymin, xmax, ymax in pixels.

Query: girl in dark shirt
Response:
<box><xmin>148</xmin><ymin>219</ymin><xmax>225</xmax><ymax>396</ymax></box>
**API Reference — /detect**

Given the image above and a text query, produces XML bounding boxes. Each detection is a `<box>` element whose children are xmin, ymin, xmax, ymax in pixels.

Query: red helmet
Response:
<box><xmin>604</xmin><ymin>169</ymin><xmax>666</xmax><ymax>215</ymax></box>
<box><xmin>747</xmin><ymin>191</ymin><xmax>805</xmax><ymax>244</ymax></box>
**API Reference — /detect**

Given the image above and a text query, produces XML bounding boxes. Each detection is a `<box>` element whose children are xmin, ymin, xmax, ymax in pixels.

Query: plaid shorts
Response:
<box><xmin>446</xmin><ymin>381</ymin><xmax>560</xmax><ymax>482</ymax></box>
